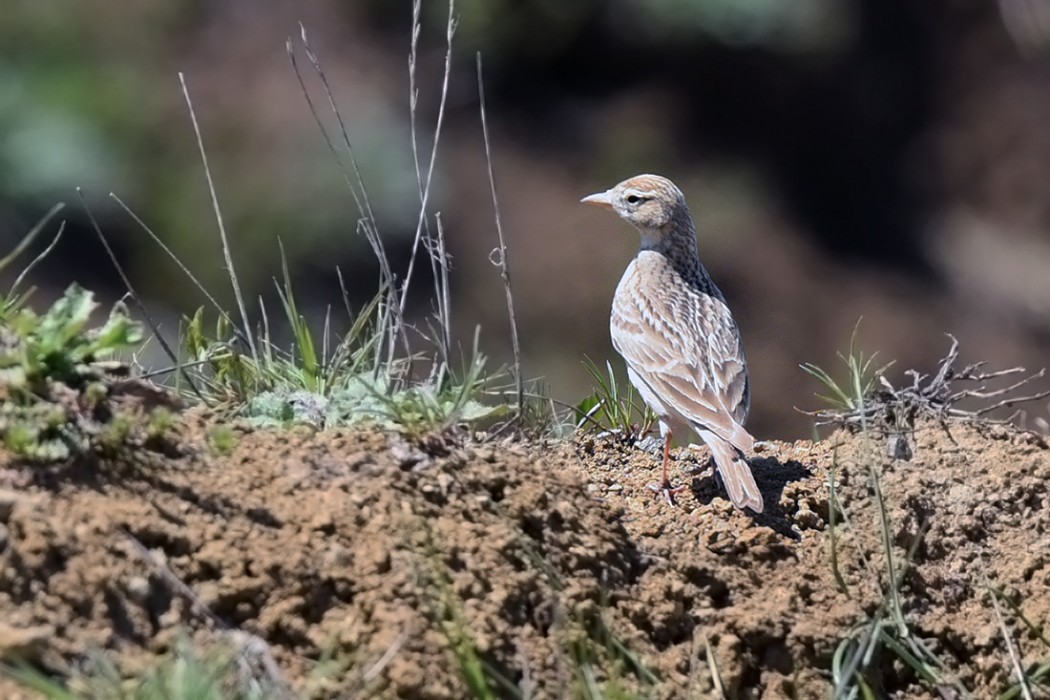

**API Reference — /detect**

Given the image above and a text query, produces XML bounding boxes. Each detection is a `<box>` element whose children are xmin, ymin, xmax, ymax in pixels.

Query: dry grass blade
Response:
<box><xmin>703</xmin><ymin>634</ymin><xmax>726</xmax><ymax>699</ymax></box>
<box><xmin>109</xmin><ymin>192</ymin><xmax>235</xmax><ymax>330</ymax></box>
<box><xmin>76</xmin><ymin>188</ymin><xmax>207</xmax><ymax>404</ymax></box>
<box><xmin>400</xmin><ymin>0</ymin><xmax>456</xmax><ymax>318</ymax></box>
<box><xmin>0</xmin><ymin>202</ymin><xmax>64</xmax><ymax>274</ymax></box>
<box><xmin>179</xmin><ymin>72</ymin><xmax>258</xmax><ymax>366</ymax></box>
<box><xmin>988</xmin><ymin>587</ymin><xmax>1034</xmax><ymax>700</ymax></box>
<box><xmin>516</xmin><ymin>640</ymin><xmax>533</xmax><ymax>700</ymax></box>
<box><xmin>477</xmin><ymin>52</ymin><xmax>524</xmax><ymax>417</ymax></box>
<box><xmin>359</xmin><ymin>632</ymin><xmax>407</xmax><ymax>684</ymax></box>
<box><xmin>10</xmin><ymin>221</ymin><xmax>65</xmax><ymax>296</ymax></box>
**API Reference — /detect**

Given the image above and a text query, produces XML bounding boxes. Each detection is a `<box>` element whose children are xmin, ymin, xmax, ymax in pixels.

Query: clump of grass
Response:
<box><xmin>95</xmin><ymin>2</ymin><xmax>526</xmax><ymax>444</ymax></box>
<box><xmin>827</xmin><ymin>462</ymin><xmax>967</xmax><ymax>698</ymax></box>
<box><xmin>574</xmin><ymin>357</ymin><xmax>656</xmax><ymax>442</ymax></box>
<box><xmin>512</xmin><ymin>525</ymin><xmax>660</xmax><ymax>697</ymax></box>
<box><xmin>419</xmin><ymin>537</ymin><xmax>520</xmax><ymax>700</ymax></box>
<box><xmin>145</xmin><ymin>407</ymin><xmax>175</xmax><ymax>442</ymax></box>
<box><xmin>808</xmin><ymin>327</ymin><xmax>1050</xmax><ymax>698</ymax></box>
<box><xmin>562</xmin><ymin>609</ymin><xmax>660</xmax><ymax>700</ymax></box>
<box><xmin>3</xmin><ymin>634</ymin><xmax>288</xmax><ymax>700</ymax></box>
<box><xmin>207</xmin><ymin>424</ymin><xmax>238</xmax><ymax>456</ymax></box>
<box><xmin>800</xmin><ymin>320</ymin><xmax>893</xmax><ymax>419</ymax></box>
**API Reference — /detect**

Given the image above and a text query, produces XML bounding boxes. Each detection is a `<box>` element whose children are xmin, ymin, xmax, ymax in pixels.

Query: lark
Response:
<box><xmin>581</xmin><ymin>174</ymin><xmax>763</xmax><ymax>512</ymax></box>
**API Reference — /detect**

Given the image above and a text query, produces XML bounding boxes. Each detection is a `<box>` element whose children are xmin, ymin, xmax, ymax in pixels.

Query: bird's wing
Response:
<box><xmin>611</xmin><ymin>259</ymin><xmax>752</xmax><ymax>453</ymax></box>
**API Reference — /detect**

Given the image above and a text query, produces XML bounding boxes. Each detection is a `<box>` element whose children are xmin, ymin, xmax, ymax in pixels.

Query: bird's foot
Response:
<box><xmin>646</xmin><ymin>480</ymin><xmax>687</xmax><ymax>506</ymax></box>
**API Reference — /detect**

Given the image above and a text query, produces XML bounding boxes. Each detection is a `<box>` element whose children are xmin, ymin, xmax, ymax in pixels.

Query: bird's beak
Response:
<box><xmin>580</xmin><ymin>190</ymin><xmax>614</xmax><ymax>209</ymax></box>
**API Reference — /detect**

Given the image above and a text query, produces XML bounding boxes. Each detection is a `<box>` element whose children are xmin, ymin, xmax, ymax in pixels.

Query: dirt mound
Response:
<box><xmin>577</xmin><ymin>421</ymin><xmax>1050</xmax><ymax>697</ymax></box>
<box><xmin>1</xmin><ymin>403</ymin><xmax>1048</xmax><ymax>697</ymax></box>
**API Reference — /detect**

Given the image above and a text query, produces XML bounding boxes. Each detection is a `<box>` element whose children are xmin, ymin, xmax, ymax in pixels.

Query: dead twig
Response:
<box><xmin>804</xmin><ymin>334</ymin><xmax>1050</xmax><ymax>435</ymax></box>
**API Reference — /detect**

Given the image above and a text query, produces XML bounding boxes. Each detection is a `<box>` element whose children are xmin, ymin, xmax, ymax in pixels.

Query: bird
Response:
<box><xmin>580</xmin><ymin>174</ymin><xmax>764</xmax><ymax>512</ymax></box>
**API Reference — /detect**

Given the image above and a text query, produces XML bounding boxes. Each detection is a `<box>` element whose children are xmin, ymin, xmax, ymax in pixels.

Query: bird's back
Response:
<box><xmin>611</xmin><ymin>250</ymin><xmax>750</xmax><ymax>431</ymax></box>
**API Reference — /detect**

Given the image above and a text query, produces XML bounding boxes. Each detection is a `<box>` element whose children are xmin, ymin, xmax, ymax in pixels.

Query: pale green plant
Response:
<box><xmin>575</xmin><ymin>357</ymin><xmax>657</xmax><ymax>441</ymax></box>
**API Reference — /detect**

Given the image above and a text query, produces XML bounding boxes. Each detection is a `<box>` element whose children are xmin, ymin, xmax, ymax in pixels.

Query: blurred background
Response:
<box><xmin>2</xmin><ymin>0</ymin><xmax>1050</xmax><ymax>439</ymax></box>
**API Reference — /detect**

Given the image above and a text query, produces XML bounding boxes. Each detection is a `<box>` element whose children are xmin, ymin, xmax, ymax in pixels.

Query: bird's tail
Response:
<box><xmin>700</xmin><ymin>430</ymin><xmax>764</xmax><ymax>513</ymax></box>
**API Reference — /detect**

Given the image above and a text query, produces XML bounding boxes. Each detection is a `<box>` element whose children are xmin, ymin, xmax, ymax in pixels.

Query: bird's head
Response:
<box><xmin>580</xmin><ymin>174</ymin><xmax>689</xmax><ymax>233</ymax></box>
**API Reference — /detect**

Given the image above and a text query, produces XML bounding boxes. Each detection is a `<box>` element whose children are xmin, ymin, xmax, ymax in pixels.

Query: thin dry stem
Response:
<box><xmin>0</xmin><ymin>202</ymin><xmax>64</xmax><ymax>273</ymax></box>
<box><xmin>77</xmin><ymin>189</ymin><xmax>207</xmax><ymax>405</ymax></box>
<box><xmin>287</xmin><ymin>26</ymin><xmax>404</xmax><ymax>369</ymax></box>
<box><xmin>111</xmin><ymin>191</ymin><xmax>255</xmax><ymax>360</ymax></box>
<box><xmin>476</xmin><ymin>52</ymin><xmax>524</xmax><ymax>416</ymax></box>
<box><xmin>289</xmin><ymin>25</ymin><xmax>383</xmax><ymax>250</ymax></box>
<box><xmin>179</xmin><ymin>72</ymin><xmax>258</xmax><ymax>365</ymax></box>
<box><xmin>432</xmin><ymin>212</ymin><xmax>453</xmax><ymax>357</ymax></box>
<box><xmin>989</xmin><ymin>589</ymin><xmax>1034</xmax><ymax>700</ymax></box>
<box><xmin>109</xmin><ymin>193</ymin><xmax>233</xmax><ymax>327</ymax></box>
<box><xmin>399</xmin><ymin>0</ymin><xmax>456</xmax><ymax>319</ymax></box>
<box><xmin>362</xmin><ymin>632</ymin><xmax>407</xmax><ymax>683</ymax></box>
<box><xmin>10</xmin><ymin>220</ymin><xmax>65</xmax><ymax>295</ymax></box>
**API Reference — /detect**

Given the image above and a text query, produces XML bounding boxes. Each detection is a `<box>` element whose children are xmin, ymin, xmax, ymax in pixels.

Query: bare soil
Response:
<box><xmin>1</xmin><ymin>392</ymin><xmax>1048</xmax><ymax>698</ymax></box>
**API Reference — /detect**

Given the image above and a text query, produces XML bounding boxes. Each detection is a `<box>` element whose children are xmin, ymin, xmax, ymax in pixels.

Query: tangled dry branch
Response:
<box><xmin>805</xmin><ymin>336</ymin><xmax>1050</xmax><ymax>455</ymax></box>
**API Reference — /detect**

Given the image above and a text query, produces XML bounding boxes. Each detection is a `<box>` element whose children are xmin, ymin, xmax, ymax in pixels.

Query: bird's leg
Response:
<box><xmin>661</xmin><ymin>430</ymin><xmax>673</xmax><ymax>485</ymax></box>
<box><xmin>646</xmin><ymin>428</ymin><xmax>687</xmax><ymax>506</ymax></box>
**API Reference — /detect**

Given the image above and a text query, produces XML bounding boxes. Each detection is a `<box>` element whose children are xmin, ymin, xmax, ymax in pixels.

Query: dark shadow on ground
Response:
<box><xmin>686</xmin><ymin>454</ymin><xmax>813</xmax><ymax>538</ymax></box>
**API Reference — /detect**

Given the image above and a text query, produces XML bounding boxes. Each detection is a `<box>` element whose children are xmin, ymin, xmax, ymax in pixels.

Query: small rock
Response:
<box><xmin>703</xmin><ymin>529</ymin><xmax>736</xmax><ymax>554</ymax></box>
<box><xmin>794</xmin><ymin>504</ymin><xmax>825</xmax><ymax>530</ymax></box>
<box><xmin>126</xmin><ymin>576</ymin><xmax>152</xmax><ymax>604</ymax></box>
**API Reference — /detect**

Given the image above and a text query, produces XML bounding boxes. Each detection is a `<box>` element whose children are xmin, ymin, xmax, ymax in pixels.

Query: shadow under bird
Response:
<box><xmin>581</xmin><ymin>174</ymin><xmax>764</xmax><ymax>513</ymax></box>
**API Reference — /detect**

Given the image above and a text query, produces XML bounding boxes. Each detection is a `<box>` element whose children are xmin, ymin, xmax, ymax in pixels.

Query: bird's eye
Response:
<box><xmin>625</xmin><ymin>194</ymin><xmax>642</xmax><ymax>205</ymax></box>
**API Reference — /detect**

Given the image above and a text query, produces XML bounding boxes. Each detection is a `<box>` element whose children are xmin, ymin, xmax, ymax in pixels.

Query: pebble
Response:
<box><xmin>125</xmin><ymin>576</ymin><xmax>152</xmax><ymax>603</ymax></box>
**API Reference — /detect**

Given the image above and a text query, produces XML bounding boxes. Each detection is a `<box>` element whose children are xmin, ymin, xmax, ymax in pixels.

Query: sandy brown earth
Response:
<box><xmin>0</xmin><ymin>397</ymin><xmax>1048</xmax><ymax>698</ymax></box>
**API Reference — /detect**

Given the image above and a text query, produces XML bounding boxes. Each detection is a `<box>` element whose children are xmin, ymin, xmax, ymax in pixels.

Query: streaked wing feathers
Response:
<box><xmin>611</xmin><ymin>256</ymin><xmax>752</xmax><ymax>453</ymax></box>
